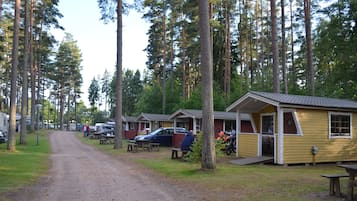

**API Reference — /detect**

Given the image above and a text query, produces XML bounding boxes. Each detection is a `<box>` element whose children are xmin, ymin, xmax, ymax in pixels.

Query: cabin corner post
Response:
<box><xmin>173</xmin><ymin>118</ymin><xmax>177</xmax><ymax>132</ymax></box>
<box><xmin>277</xmin><ymin>107</ymin><xmax>284</xmax><ymax>165</ymax></box>
<box><xmin>236</xmin><ymin>110</ymin><xmax>240</xmax><ymax>157</ymax></box>
<box><xmin>193</xmin><ymin>117</ymin><xmax>197</xmax><ymax>135</ymax></box>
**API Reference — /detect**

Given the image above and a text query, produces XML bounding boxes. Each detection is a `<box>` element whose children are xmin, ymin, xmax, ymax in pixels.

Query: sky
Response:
<box><xmin>52</xmin><ymin>0</ymin><xmax>149</xmax><ymax>107</ymax></box>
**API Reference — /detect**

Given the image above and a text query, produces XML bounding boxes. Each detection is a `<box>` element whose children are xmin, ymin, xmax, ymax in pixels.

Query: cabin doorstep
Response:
<box><xmin>226</xmin><ymin>91</ymin><xmax>357</xmax><ymax>165</ymax></box>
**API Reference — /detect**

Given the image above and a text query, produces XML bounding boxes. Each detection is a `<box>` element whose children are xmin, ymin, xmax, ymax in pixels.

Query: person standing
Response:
<box><xmin>181</xmin><ymin>131</ymin><xmax>195</xmax><ymax>152</ymax></box>
<box><xmin>83</xmin><ymin>122</ymin><xmax>90</xmax><ymax>137</ymax></box>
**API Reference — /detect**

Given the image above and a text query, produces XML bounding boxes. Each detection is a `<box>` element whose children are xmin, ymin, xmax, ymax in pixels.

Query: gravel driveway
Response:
<box><xmin>5</xmin><ymin>131</ymin><xmax>199</xmax><ymax>201</ymax></box>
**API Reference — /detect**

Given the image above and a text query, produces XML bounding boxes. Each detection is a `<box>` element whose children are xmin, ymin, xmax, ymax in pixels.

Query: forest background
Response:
<box><xmin>0</xmin><ymin>0</ymin><xmax>356</xmax><ymax>126</ymax></box>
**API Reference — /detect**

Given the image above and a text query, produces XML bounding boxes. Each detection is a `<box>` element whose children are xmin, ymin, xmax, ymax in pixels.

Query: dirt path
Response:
<box><xmin>5</xmin><ymin>131</ymin><xmax>199</xmax><ymax>201</ymax></box>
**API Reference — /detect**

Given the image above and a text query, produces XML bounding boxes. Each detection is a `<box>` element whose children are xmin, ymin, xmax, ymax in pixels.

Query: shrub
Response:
<box><xmin>187</xmin><ymin>133</ymin><xmax>225</xmax><ymax>162</ymax></box>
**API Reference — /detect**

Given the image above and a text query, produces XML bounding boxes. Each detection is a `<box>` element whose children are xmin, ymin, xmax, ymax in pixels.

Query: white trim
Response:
<box><xmin>260</xmin><ymin>113</ymin><xmax>276</xmax><ymax>134</ymax></box>
<box><xmin>328</xmin><ymin>111</ymin><xmax>353</xmax><ymax>139</ymax></box>
<box><xmin>226</xmin><ymin>92</ymin><xmax>280</xmax><ymax>112</ymax></box>
<box><xmin>193</xmin><ymin>117</ymin><xmax>197</xmax><ymax>135</ymax></box>
<box><xmin>260</xmin><ymin>113</ymin><xmax>276</xmax><ymax>158</ymax></box>
<box><xmin>280</xmin><ymin>104</ymin><xmax>357</xmax><ymax>113</ymax></box>
<box><xmin>281</xmin><ymin>108</ymin><xmax>304</xmax><ymax>136</ymax></box>
<box><xmin>257</xmin><ymin>133</ymin><xmax>262</xmax><ymax>156</ymax></box>
<box><xmin>277</xmin><ymin>107</ymin><xmax>284</xmax><ymax>164</ymax></box>
<box><xmin>250</xmin><ymin>113</ymin><xmax>257</xmax><ymax>133</ymax></box>
<box><xmin>174</xmin><ymin>120</ymin><xmax>179</xmax><ymax>133</ymax></box>
<box><xmin>236</xmin><ymin>111</ymin><xmax>240</xmax><ymax>157</ymax></box>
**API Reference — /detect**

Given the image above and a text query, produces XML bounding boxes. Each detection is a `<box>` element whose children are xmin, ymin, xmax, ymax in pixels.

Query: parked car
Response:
<box><xmin>95</xmin><ymin>123</ymin><xmax>115</xmax><ymax>136</ymax></box>
<box><xmin>0</xmin><ymin>130</ymin><xmax>8</xmax><ymax>144</ymax></box>
<box><xmin>134</xmin><ymin>127</ymin><xmax>188</xmax><ymax>146</ymax></box>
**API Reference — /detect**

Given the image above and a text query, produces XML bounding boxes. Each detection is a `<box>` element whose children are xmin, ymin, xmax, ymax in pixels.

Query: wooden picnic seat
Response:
<box><xmin>127</xmin><ymin>142</ymin><xmax>138</xmax><ymax>152</ymax></box>
<box><xmin>150</xmin><ymin>143</ymin><xmax>160</xmax><ymax>151</ymax></box>
<box><xmin>321</xmin><ymin>173</ymin><xmax>349</xmax><ymax>197</ymax></box>
<box><xmin>171</xmin><ymin>148</ymin><xmax>188</xmax><ymax>159</ymax></box>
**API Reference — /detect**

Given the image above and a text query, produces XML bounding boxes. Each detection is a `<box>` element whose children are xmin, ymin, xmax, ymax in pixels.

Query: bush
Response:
<box><xmin>187</xmin><ymin>133</ymin><xmax>225</xmax><ymax>162</ymax></box>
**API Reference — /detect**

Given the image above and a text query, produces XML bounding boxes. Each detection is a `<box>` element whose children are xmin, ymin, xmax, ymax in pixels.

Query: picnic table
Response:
<box><xmin>99</xmin><ymin>135</ymin><xmax>115</xmax><ymax>144</ymax></box>
<box><xmin>89</xmin><ymin>132</ymin><xmax>102</xmax><ymax>139</ymax></box>
<box><xmin>338</xmin><ymin>164</ymin><xmax>357</xmax><ymax>201</ymax></box>
<box><xmin>127</xmin><ymin>139</ymin><xmax>159</xmax><ymax>152</ymax></box>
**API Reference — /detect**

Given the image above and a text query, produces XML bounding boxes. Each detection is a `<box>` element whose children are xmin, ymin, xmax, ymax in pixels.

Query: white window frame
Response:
<box><xmin>282</xmin><ymin>109</ymin><xmax>303</xmax><ymax>136</ymax></box>
<box><xmin>328</xmin><ymin>112</ymin><xmax>352</xmax><ymax>139</ymax></box>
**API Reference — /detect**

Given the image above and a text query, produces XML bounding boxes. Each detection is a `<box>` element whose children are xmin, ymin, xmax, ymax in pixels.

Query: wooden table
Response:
<box><xmin>99</xmin><ymin>135</ymin><xmax>115</xmax><ymax>144</ymax></box>
<box><xmin>338</xmin><ymin>164</ymin><xmax>357</xmax><ymax>200</ymax></box>
<box><xmin>136</xmin><ymin>140</ymin><xmax>151</xmax><ymax>151</ymax></box>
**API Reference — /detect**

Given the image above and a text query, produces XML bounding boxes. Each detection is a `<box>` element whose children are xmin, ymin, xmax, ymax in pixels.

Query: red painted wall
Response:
<box><xmin>124</xmin><ymin>130</ymin><xmax>138</xmax><ymax>139</ymax></box>
<box><xmin>172</xmin><ymin>133</ymin><xmax>186</xmax><ymax>148</ymax></box>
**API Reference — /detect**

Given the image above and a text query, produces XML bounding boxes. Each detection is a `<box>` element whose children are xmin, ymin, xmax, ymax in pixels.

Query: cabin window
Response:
<box><xmin>329</xmin><ymin>112</ymin><xmax>352</xmax><ymax>138</ymax></box>
<box><xmin>284</xmin><ymin>112</ymin><xmax>297</xmax><ymax>134</ymax></box>
<box><xmin>241</xmin><ymin>120</ymin><xmax>254</xmax><ymax>133</ymax></box>
<box><xmin>129</xmin><ymin>123</ymin><xmax>136</xmax><ymax>130</ymax></box>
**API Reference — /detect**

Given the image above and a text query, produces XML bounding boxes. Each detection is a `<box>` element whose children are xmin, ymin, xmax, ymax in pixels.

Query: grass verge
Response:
<box><xmin>0</xmin><ymin>130</ymin><xmax>50</xmax><ymax>194</ymax></box>
<box><xmin>79</xmin><ymin>135</ymin><xmax>349</xmax><ymax>201</ymax></box>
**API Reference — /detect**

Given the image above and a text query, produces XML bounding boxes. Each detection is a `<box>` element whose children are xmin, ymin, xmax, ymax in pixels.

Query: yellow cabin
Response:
<box><xmin>136</xmin><ymin>113</ymin><xmax>173</xmax><ymax>133</ymax></box>
<box><xmin>226</xmin><ymin>91</ymin><xmax>357</xmax><ymax>165</ymax></box>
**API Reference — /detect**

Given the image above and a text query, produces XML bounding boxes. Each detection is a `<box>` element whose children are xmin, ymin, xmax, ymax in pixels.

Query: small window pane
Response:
<box><xmin>330</xmin><ymin>114</ymin><xmax>351</xmax><ymax>137</ymax></box>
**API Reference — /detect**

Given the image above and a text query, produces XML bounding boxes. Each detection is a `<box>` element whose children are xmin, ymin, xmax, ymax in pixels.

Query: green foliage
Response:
<box><xmin>101</xmin><ymin>69</ymin><xmax>112</xmax><ymax>112</ymax></box>
<box><xmin>187</xmin><ymin>133</ymin><xmax>225</xmax><ymax>163</ymax></box>
<box><xmin>134</xmin><ymin>82</ymin><xmax>163</xmax><ymax>114</ymax></box>
<box><xmin>182</xmin><ymin>82</ymin><xmax>228</xmax><ymax>111</ymax></box>
<box><xmin>88</xmin><ymin>77</ymin><xmax>100</xmax><ymax>107</ymax></box>
<box><xmin>92</xmin><ymin>110</ymin><xmax>108</xmax><ymax>124</ymax></box>
<box><xmin>123</xmin><ymin>69</ymin><xmax>143</xmax><ymax>115</ymax></box>
<box><xmin>314</xmin><ymin>0</ymin><xmax>357</xmax><ymax>100</ymax></box>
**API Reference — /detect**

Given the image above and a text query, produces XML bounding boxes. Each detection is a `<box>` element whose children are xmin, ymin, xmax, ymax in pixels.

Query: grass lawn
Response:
<box><xmin>79</xmin><ymin>134</ymin><xmax>349</xmax><ymax>201</ymax></box>
<box><xmin>0</xmin><ymin>130</ymin><xmax>50</xmax><ymax>194</ymax></box>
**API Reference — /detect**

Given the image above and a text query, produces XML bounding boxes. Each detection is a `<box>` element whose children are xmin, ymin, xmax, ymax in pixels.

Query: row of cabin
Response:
<box><xmin>122</xmin><ymin>109</ymin><xmax>241</xmax><ymax>140</ymax></box>
<box><xmin>123</xmin><ymin>91</ymin><xmax>357</xmax><ymax>166</ymax></box>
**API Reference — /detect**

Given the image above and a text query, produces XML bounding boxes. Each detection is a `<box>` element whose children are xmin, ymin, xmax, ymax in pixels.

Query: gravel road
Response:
<box><xmin>7</xmin><ymin>131</ymin><xmax>199</xmax><ymax>201</ymax></box>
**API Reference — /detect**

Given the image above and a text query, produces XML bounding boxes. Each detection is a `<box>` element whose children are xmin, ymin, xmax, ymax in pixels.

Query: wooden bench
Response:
<box><xmin>150</xmin><ymin>143</ymin><xmax>160</xmax><ymax>151</ymax></box>
<box><xmin>321</xmin><ymin>173</ymin><xmax>349</xmax><ymax>197</ymax></box>
<box><xmin>171</xmin><ymin>148</ymin><xmax>188</xmax><ymax>159</ymax></box>
<box><xmin>127</xmin><ymin>142</ymin><xmax>138</xmax><ymax>152</ymax></box>
<box><xmin>99</xmin><ymin>138</ymin><xmax>108</xmax><ymax>144</ymax></box>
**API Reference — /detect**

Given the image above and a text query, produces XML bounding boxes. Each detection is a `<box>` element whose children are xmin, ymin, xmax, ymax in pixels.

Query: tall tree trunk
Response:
<box><xmin>290</xmin><ymin>0</ymin><xmax>296</xmax><ymax>92</ymax></box>
<box><xmin>304</xmin><ymin>0</ymin><xmax>314</xmax><ymax>95</ymax></box>
<box><xmin>281</xmin><ymin>0</ymin><xmax>288</xmax><ymax>94</ymax></box>
<box><xmin>29</xmin><ymin>0</ymin><xmax>35</xmax><ymax>131</ymax></box>
<box><xmin>36</xmin><ymin>22</ymin><xmax>43</xmax><ymax>129</ymax></box>
<box><xmin>67</xmin><ymin>90</ymin><xmax>70</xmax><ymax>131</ymax></box>
<box><xmin>238</xmin><ymin>0</ymin><xmax>244</xmax><ymax>89</ymax></box>
<box><xmin>270</xmin><ymin>0</ymin><xmax>280</xmax><ymax>93</ymax></box>
<box><xmin>30</xmin><ymin>55</ymin><xmax>36</xmax><ymax>130</ymax></box>
<box><xmin>260</xmin><ymin>0</ymin><xmax>265</xmax><ymax>88</ymax></box>
<box><xmin>8</xmin><ymin>0</ymin><xmax>21</xmax><ymax>151</ymax></box>
<box><xmin>114</xmin><ymin>0</ymin><xmax>123</xmax><ymax>149</ymax></box>
<box><xmin>249</xmin><ymin>18</ymin><xmax>254</xmax><ymax>87</ymax></box>
<box><xmin>162</xmin><ymin>1</ymin><xmax>167</xmax><ymax>114</ymax></box>
<box><xmin>224</xmin><ymin>0</ymin><xmax>231</xmax><ymax>98</ymax></box>
<box><xmin>59</xmin><ymin>91</ymin><xmax>64</xmax><ymax>130</ymax></box>
<box><xmin>20</xmin><ymin>0</ymin><xmax>30</xmax><ymax>144</ymax></box>
<box><xmin>198</xmin><ymin>0</ymin><xmax>216</xmax><ymax>170</ymax></box>
<box><xmin>0</xmin><ymin>0</ymin><xmax>2</xmax><ymax>23</ymax></box>
<box><xmin>170</xmin><ymin>32</ymin><xmax>174</xmax><ymax>96</ymax></box>
<box><xmin>181</xmin><ymin>27</ymin><xmax>187</xmax><ymax>101</ymax></box>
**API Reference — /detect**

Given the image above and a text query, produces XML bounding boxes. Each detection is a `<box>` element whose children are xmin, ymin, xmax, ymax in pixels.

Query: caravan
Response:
<box><xmin>0</xmin><ymin>112</ymin><xmax>8</xmax><ymax>143</ymax></box>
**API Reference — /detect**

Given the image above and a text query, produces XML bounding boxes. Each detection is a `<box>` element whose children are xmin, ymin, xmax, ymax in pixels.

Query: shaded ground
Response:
<box><xmin>2</xmin><ymin>131</ymin><xmax>201</xmax><ymax>201</ymax></box>
<box><xmin>1</xmin><ymin>131</ymin><xmax>347</xmax><ymax>201</ymax></box>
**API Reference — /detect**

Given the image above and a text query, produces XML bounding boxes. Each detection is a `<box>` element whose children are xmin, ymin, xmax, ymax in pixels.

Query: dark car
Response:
<box><xmin>0</xmin><ymin>130</ymin><xmax>8</xmax><ymax>144</ymax></box>
<box><xmin>134</xmin><ymin>127</ymin><xmax>188</xmax><ymax>146</ymax></box>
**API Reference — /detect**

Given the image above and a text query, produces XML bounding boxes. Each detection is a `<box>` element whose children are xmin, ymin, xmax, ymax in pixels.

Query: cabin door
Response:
<box><xmin>261</xmin><ymin>115</ymin><xmax>274</xmax><ymax>156</ymax></box>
